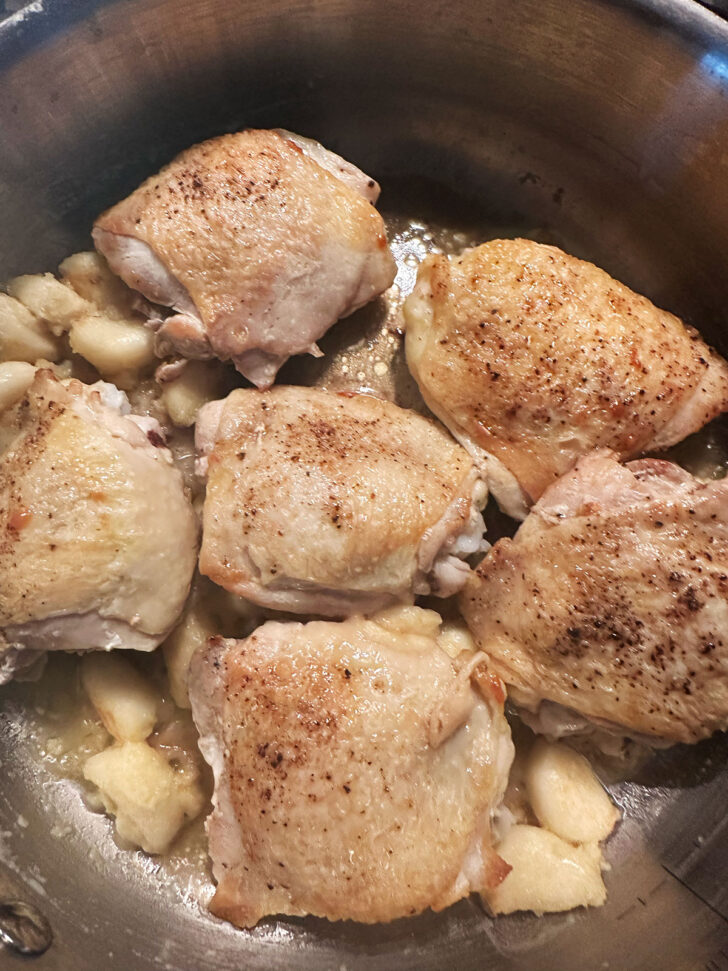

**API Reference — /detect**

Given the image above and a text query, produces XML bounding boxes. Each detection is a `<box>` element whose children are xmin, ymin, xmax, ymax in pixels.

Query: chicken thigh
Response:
<box><xmin>195</xmin><ymin>386</ymin><xmax>487</xmax><ymax>616</ymax></box>
<box><xmin>460</xmin><ymin>449</ymin><xmax>728</xmax><ymax>744</ymax></box>
<box><xmin>93</xmin><ymin>129</ymin><xmax>396</xmax><ymax>388</ymax></box>
<box><xmin>404</xmin><ymin>239</ymin><xmax>728</xmax><ymax>518</ymax></box>
<box><xmin>189</xmin><ymin>606</ymin><xmax>514</xmax><ymax>927</ymax></box>
<box><xmin>0</xmin><ymin>370</ymin><xmax>198</xmax><ymax>681</ymax></box>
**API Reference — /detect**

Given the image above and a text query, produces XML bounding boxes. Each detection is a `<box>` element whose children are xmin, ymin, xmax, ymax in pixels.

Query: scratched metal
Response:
<box><xmin>1</xmin><ymin>0</ymin><xmax>728</xmax><ymax>969</ymax></box>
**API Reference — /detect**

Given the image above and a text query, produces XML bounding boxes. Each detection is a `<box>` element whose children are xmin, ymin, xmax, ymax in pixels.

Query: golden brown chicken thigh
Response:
<box><xmin>0</xmin><ymin>371</ymin><xmax>198</xmax><ymax>680</ymax></box>
<box><xmin>460</xmin><ymin>450</ymin><xmax>728</xmax><ymax>744</ymax></box>
<box><xmin>195</xmin><ymin>386</ymin><xmax>487</xmax><ymax>616</ymax></box>
<box><xmin>189</xmin><ymin>606</ymin><xmax>513</xmax><ymax>927</ymax></box>
<box><xmin>404</xmin><ymin>239</ymin><xmax>728</xmax><ymax>517</ymax></box>
<box><xmin>94</xmin><ymin>129</ymin><xmax>396</xmax><ymax>387</ymax></box>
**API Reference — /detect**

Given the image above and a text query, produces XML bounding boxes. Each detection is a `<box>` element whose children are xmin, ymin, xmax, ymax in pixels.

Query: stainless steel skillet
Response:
<box><xmin>1</xmin><ymin>0</ymin><xmax>728</xmax><ymax>967</ymax></box>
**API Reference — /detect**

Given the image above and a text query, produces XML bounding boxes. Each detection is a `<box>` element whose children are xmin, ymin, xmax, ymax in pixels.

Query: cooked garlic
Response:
<box><xmin>524</xmin><ymin>738</ymin><xmax>619</xmax><ymax>844</ymax></box>
<box><xmin>0</xmin><ymin>293</ymin><xmax>61</xmax><ymax>363</ymax></box>
<box><xmin>7</xmin><ymin>273</ymin><xmax>92</xmax><ymax>335</ymax></box>
<box><xmin>83</xmin><ymin>741</ymin><xmax>205</xmax><ymax>854</ymax></box>
<box><xmin>486</xmin><ymin>824</ymin><xmax>607</xmax><ymax>915</ymax></box>
<box><xmin>81</xmin><ymin>653</ymin><xmax>158</xmax><ymax>743</ymax></box>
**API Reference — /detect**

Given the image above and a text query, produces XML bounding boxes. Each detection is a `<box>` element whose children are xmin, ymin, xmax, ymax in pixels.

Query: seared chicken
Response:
<box><xmin>404</xmin><ymin>239</ymin><xmax>728</xmax><ymax>518</ymax></box>
<box><xmin>195</xmin><ymin>386</ymin><xmax>487</xmax><ymax>616</ymax></box>
<box><xmin>189</xmin><ymin>606</ymin><xmax>514</xmax><ymax>927</ymax></box>
<box><xmin>0</xmin><ymin>371</ymin><xmax>198</xmax><ymax>681</ymax></box>
<box><xmin>94</xmin><ymin>129</ymin><xmax>396</xmax><ymax>388</ymax></box>
<box><xmin>460</xmin><ymin>449</ymin><xmax>728</xmax><ymax>744</ymax></box>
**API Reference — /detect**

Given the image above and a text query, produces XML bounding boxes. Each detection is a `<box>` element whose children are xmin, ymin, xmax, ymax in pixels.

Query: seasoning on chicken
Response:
<box><xmin>404</xmin><ymin>239</ymin><xmax>728</xmax><ymax>518</ymax></box>
<box><xmin>195</xmin><ymin>386</ymin><xmax>487</xmax><ymax>616</ymax></box>
<box><xmin>93</xmin><ymin>129</ymin><xmax>396</xmax><ymax>388</ymax></box>
<box><xmin>189</xmin><ymin>606</ymin><xmax>513</xmax><ymax>927</ymax></box>
<box><xmin>0</xmin><ymin>370</ymin><xmax>198</xmax><ymax>681</ymax></box>
<box><xmin>460</xmin><ymin>449</ymin><xmax>728</xmax><ymax>744</ymax></box>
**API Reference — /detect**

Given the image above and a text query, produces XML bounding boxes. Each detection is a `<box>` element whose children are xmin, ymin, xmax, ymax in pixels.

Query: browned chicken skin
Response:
<box><xmin>189</xmin><ymin>607</ymin><xmax>513</xmax><ymax>927</ymax></box>
<box><xmin>94</xmin><ymin>129</ymin><xmax>396</xmax><ymax>387</ymax></box>
<box><xmin>404</xmin><ymin>239</ymin><xmax>728</xmax><ymax>517</ymax></box>
<box><xmin>460</xmin><ymin>450</ymin><xmax>728</xmax><ymax>744</ymax></box>
<box><xmin>195</xmin><ymin>386</ymin><xmax>487</xmax><ymax>616</ymax></box>
<box><xmin>0</xmin><ymin>371</ymin><xmax>198</xmax><ymax>680</ymax></box>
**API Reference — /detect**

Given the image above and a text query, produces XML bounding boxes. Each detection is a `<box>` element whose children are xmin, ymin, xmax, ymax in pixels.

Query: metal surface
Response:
<box><xmin>1</xmin><ymin>0</ymin><xmax>728</xmax><ymax>968</ymax></box>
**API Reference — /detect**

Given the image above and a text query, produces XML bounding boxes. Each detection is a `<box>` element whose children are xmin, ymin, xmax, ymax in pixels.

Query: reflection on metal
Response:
<box><xmin>0</xmin><ymin>900</ymin><xmax>52</xmax><ymax>957</ymax></box>
<box><xmin>702</xmin><ymin>50</ymin><xmax>728</xmax><ymax>81</ymax></box>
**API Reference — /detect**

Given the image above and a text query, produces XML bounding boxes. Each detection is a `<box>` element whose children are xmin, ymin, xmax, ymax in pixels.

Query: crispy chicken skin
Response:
<box><xmin>0</xmin><ymin>371</ymin><xmax>198</xmax><ymax>680</ymax></box>
<box><xmin>195</xmin><ymin>387</ymin><xmax>487</xmax><ymax>616</ymax></box>
<box><xmin>189</xmin><ymin>607</ymin><xmax>513</xmax><ymax>927</ymax></box>
<box><xmin>460</xmin><ymin>450</ymin><xmax>728</xmax><ymax>744</ymax></box>
<box><xmin>93</xmin><ymin>129</ymin><xmax>396</xmax><ymax>388</ymax></box>
<box><xmin>404</xmin><ymin>239</ymin><xmax>728</xmax><ymax>518</ymax></box>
